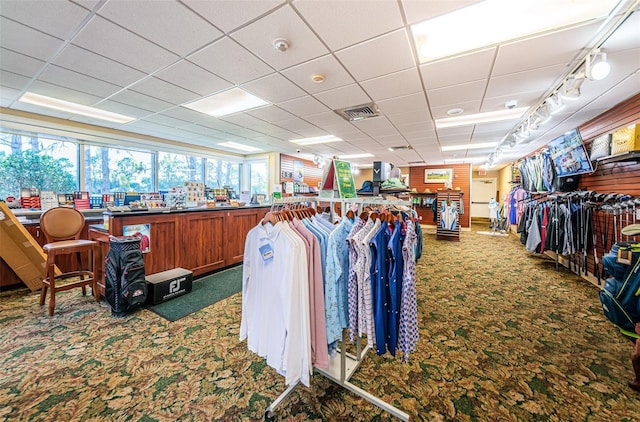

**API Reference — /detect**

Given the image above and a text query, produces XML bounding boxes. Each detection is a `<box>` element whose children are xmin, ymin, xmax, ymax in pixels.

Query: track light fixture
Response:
<box><xmin>546</xmin><ymin>92</ymin><xmax>566</xmax><ymax>114</ymax></box>
<box><xmin>585</xmin><ymin>48</ymin><xmax>610</xmax><ymax>81</ymax></box>
<box><xmin>560</xmin><ymin>75</ymin><xmax>584</xmax><ymax>101</ymax></box>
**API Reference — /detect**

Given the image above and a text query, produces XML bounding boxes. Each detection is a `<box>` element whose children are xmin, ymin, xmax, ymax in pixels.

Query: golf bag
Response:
<box><xmin>105</xmin><ymin>235</ymin><xmax>147</xmax><ymax>317</ymax></box>
<box><xmin>599</xmin><ymin>243</ymin><xmax>640</xmax><ymax>333</ymax></box>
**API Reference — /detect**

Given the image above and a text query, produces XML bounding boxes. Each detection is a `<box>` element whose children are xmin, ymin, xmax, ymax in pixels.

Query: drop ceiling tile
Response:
<box><xmin>313</xmin><ymin>84</ymin><xmax>369</xmax><ymax>110</ymax></box>
<box><xmin>108</xmin><ymin>89</ymin><xmax>174</xmax><ymax>113</ymax></box>
<box><xmin>293</xmin><ymin>0</ymin><xmax>404</xmax><ymax>50</ymax></box>
<box><xmin>72</xmin><ymin>16</ymin><xmax>179</xmax><ymax>74</ymax></box>
<box><xmin>377</xmin><ymin>92</ymin><xmax>429</xmax><ymax>117</ymax></box>
<box><xmin>430</xmin><ymin>100</ymin><xmax>481</xmax><ymax>120</ymax></box>
<box><xmin>427</xmin><ymin>79</ymin><xmax>487</xmax><ymax>108</ymax></box>
<box><xmin>129</xmin><ymin>77</ymin><xmax>201</xmax><ymax>105</ymax></box>
<box><xmin>0</xmin><ymin>0</ymin><xmax>90</xmax><ymax>40</ymax></box>
<box><xmin>335</xmin><ymin>29</ymin><xmax>415</xmax><ymax>81</ymax></box>
<box><xmin>277</xmin><ymin>95</ymin><xmax>330</xmax><ymax>116</ymax></box>
<box><xmin>353</xmin><ymin>117</ymin><xmax>400</xmax><ymax>138</ymax></box>
<box><xmin>493</xmin><ymin>21</ymin><xmax>602</xmax><ymax>77</ymax></box>
<box><xmin>97</xmin><ymin>100</ymin><xmax>155</xmax><ymax>119</ymax></box>
<box><xmin>181</xmin><ymin>0</ymin><xmax>284</xmax><ymax>33</ymax></box>
<box><xmin>220</xmin><ymin>113</ymin><xmax>272</xmax><ymax>131</ymax></box>
<box><xmin>273</xmin><ymin>117</ymin><xmax>318</xmax><ymax>133</ymax></box>
<box><xmin>0</xmin><ymin>86</ymin><xmax>21</xmax><ymax>106</ymax></box>
<box><xmin>231</xmin><ymin>5</ymin><xmax>328</xmax><ymax>71</ymax></box>
<box><xmin>29</xmin><ymin>80</ymin><xmax>103</xmax><ymax>106</ymax></box>
<box><xmin>0</xmin><ymin>48</ymin><xmax>45</xmax><ymax>78</ymax></box>
<box><xmin>280</xmin><ymin>54</ymin><xmax>354</xmax><ymax>94</ymax></box>
<box><xmin>241</xmin><ymin>73</ymin><xmax>306</xmax><ymax>104</ymax></box>
<box><xmin>187</xmin><ymin>37</ymin><xmax>273</xmax><ymax>85</ymax></box>
<box><xmin>436</xmin><ymin>126</ymin><xmax>474</xmax><ymax>137</ymax></box>
<box><xmin>161</xmin><ymin>106</ymin><xmax>226</xmax><ymax>126</ymax></box>
<box><xmin>420</xmin><ymin>48</ymin><xmax>495</xmax><ymax>90</ymax></box>
<box><xmin>480</xmin><ymin>92</ymin><xmax>540</xmax><ymax>113</ymax></box>
<box><xmin>401</xmin><ymin>0</ymin><xmax>482</xmax><ymax>25</ymax></box>
<box><xmin>180</xmin><ymin>124</ymin><xmax>227</xmax><ymax>137</ymax></box>
<box><xmin>39</xmin><ymin>65</ymin><xmax>123</xmax><ymax>99</ymax></box>
<box><xmin>246</xmin><ymin>105</ymin><xmax>295</xmax><ymax>122</ymax></box>
<box><xmin>361</xmin><ymin>68</ymin><xmax>422</xmax><ymax>101</ymax></box>
<box><xmin>155</xmin><ymin>60</ymin><xmax>232</xmax><ymax>97</ymax></box>
<box><xmin>0</xmin><ymin>17</ymin><xmax>66</xmax><ymax>61</ymax></box>
<box><xmin>98</xmin><ymin>1</ymin><xmax>222</xmax><ymax>56</ymax></box>
<box><xmin>142</xmin><ymin>113</ymin><xmax>192</xmax><ymax>129</ymax></box>
<box><xmin>601</xmin><ymin>11</ymin><xmax>640</xmax><ymax>52</ymax></box>
<box><xmin>485</xmin><ymin>63</ymin><xmax>565</xmax><ymax>98</ymax></box>
<box><xmin>53</xmin><ymin>44</ymin><xmax>146</xmax><ymax>87</ymax></box>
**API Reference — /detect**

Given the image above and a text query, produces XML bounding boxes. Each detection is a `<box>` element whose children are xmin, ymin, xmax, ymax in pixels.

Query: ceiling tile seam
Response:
<box><xmin>2</xmin><ymin>2</ymin><xmax>107</xmax><ymax>110</ymax></box>
<box><xmin>396</xmin><ymin>0</ymin><xmax>438</xmax><ymax>165</ymax></box>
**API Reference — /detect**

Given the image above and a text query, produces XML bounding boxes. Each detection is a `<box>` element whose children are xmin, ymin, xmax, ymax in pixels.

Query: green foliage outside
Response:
<box><xmin>0</xmin><ymin>150</ymin><xmax>76</xmax><ymax>199</ymax></box>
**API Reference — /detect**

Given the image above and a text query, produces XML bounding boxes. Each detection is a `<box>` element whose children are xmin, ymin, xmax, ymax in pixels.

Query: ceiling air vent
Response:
<box><xmin>334</xmin><ymin>102</ymin><xmax>382</xmax><ymax>121</ymax></box>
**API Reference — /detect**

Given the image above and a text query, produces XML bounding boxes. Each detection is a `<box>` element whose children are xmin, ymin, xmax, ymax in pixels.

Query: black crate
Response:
<box><xmin>145</xmin><ymin>268</ymin><xmax>193</xmax><ymax>305</ymax></box>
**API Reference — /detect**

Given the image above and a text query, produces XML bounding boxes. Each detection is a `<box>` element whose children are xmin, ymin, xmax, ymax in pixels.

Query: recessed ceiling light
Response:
<box><xmin>18</xmin><ymin>92</ymin><xmax>135</xmax><ymax>124</ymax></box>
<box><xmin>217</xmin><ymin>141</ymin><xmax>262</xmax><ymax>152</ymax></box>
<box><xmin>411</xmin><ymin>0</ymin><xmax>619</xmax><ymax>63</ymax></box>
<box><xmin>183</xmin><ymin>87</ymin><xmax>269</xmax><ymax>117</ymax></box>
<box><xmin>435</xmin><ymin>107</ymin><xmax>527</xmax><ymax>129</ymax></box>
<box><xmin>447</xmin><ymin>108</ymin><xmax>464</xmax><ymax>116</ymax></box>
<box><xmin>290</xmin><ymin>135</ymin><xmax>342</xmax><ymax>145</ymax></box>
<box><xmin>312</xmin><ymin>74</ymin><xmax>325</xmax><ymax>83</ymax></box>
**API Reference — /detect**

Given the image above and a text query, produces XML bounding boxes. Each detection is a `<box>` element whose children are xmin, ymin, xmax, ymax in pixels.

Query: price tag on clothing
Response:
<box><xmin>259</xmin><ymin>243</ymin><xmax>274</xmax><ymax>261</ymax></box>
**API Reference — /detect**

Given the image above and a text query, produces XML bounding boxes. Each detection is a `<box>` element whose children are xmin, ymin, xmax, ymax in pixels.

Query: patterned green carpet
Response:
<box><xmin>1</xmin><ymin>223</ymin><xmax>639</xmax><ymax>421</ymax></box>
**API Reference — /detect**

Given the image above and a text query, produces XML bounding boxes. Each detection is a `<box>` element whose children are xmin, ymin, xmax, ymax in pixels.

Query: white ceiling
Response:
<box><xmin>0</xmin><ymin>0</ymin><xmax>639</xmax><ymax>169</ymax></box>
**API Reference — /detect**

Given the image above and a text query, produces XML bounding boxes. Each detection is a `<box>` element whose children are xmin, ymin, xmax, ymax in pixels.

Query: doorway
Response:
<box><xmin>471</xmin><ymin>178</ymin><xmax>497</xmax><ymax>219</ymax></box>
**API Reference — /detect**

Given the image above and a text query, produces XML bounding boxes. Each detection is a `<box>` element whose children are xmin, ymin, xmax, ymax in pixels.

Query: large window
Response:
<box><xmin>158</xmin><ymin>152</ymin><xmax>204</xmax><ymax>191</ymax></box>
<box><xmin>249</xmin><ymin>160</ymin><xmax>268</xmax><ymax>195</ymax></box>
<box><xmin>206</xmin><ymin>159</ymin><xmax>240</xmax><ymax>193</ymax></box>
<box><xmin>85</xmin><ymin>145</ymin><xmax>153</xmax><ymax>193</ymax></box>
<box><xmin>0</xmin><ymin>128</ymin><xmax>266</xmax><ymax>202</ymax></box>
<box><xmin>0</xmin><ymin>131</ymin><xmax>78</xmax><ymax>199</ymax></box>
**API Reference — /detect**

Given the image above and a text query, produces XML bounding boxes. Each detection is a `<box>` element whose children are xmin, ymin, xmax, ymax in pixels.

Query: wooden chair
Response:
<box><xmin>39</xmin><ymin>207</ymin><xmax>100</xmax><ymax>316</ymax></box>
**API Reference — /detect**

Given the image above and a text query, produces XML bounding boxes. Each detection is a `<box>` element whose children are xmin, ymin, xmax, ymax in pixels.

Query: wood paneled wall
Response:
<box><xmin>579</xmin><ymin>93</ymin><xmax>640</xmax><ymax>196</ymax></box>
<box><xmin>409</xmin><ymin>164</ymin><xmax>471</xmax><ymax>227</ymax></box>
<box><xmin>279</xmin><ymin>154</ymin><xmax>323</xmax><ymax>190</ymax></box>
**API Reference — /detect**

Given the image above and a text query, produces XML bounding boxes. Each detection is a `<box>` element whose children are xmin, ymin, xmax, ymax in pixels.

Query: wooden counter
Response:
<box><xmin>91</xmin><ymin>206</ymin><xmax>270</xmax><ymax>295</ymax></box>
<box><xmin>1</xmin><ymin>206</ymin><xmax>269</xmax><ymax>292</ymax></box>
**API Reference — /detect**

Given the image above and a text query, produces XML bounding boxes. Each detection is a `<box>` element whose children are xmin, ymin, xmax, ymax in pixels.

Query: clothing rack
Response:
<box><xmin>265</xmin><ymin>196</ymin><xmax>411</xmax><ymax>421</ymax></box>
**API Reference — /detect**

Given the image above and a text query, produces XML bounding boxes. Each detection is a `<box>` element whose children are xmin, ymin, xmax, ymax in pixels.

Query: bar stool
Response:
<box><xmin>39</xmin><ymin>207</ymin><xmax>100</xmax><ymax>316</ymax></box>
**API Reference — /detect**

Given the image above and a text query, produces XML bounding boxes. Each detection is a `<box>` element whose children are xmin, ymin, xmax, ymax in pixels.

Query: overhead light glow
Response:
<box><xmin>217</xmin><ymin>141</ymin><xmax>262</xmax><ymax>152</ymax></box>
<box><xmin>339</xmin><ymin>153</ymin><xmax>374</xmax><ymax>159</ymax></box>
<box><xmin>441</xmin><ymin>142</ymin><xmax>498</xmax><ymax>152</ymax></box>
<box><xmin>435</xmin><ymin>107</ymin><xmax>528</xmax><ymax>129</ymax></box>
<box><xmin>183</xmin><ymin>87</ymin><xmax>269</xmax><ymax>117</ymax></box>
<box><xmin>411</xmin><ymin>0</ymin><xmax>619</xmax><ymax>63</ymax></box>
<box><xmin>290</xmin><ymin>135</ymin><xmax>342</xmax><ymax>145</ymax></box>
<box><xmin>18</xmin><ymin>92</ymin><xmax>135</xmax><ymax>124</ymax></box>
<box><xmin>444</xmin><ymin>157</ymin><xmax>487</xmax><ymax>164</ymax></box>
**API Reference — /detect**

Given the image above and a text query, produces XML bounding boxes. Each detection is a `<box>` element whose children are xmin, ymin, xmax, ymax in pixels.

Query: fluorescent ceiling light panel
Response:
<box><xmin>339</xmin><ymin>153</ymin><xmax>374</xmax><ymax>159</ymax></box>
<box><xmin>18</xmin><ymin>92</ymin><xmax>135</xmax><ymax>123</ymax></box>
<box><xmin>217</xmin><ymin>141</ymin><xmax>262</xmax><ymax>152</ymax></box>
<box><xmin>290</xmin><ymin>135</ymin><xmax>343</xmax><ymax>145</ymax></box>
<box><xmin>435</xmin><ymin>107</ymin><xmax>527</xmax><ymax>129</ymax></box>
<box><xmin>441</xmin><ymin>142</ymin><xmax>498</xmax><ymax>152</ymax></box>
<box><xmin>183</xmin><ymin>87</ymin><xmax>269</xmax><ymax>117</ymax></box>
<box><xmin>412</xmin><ymin>0</ymin><xmax>618</xmax><ymax>63</ymax></box>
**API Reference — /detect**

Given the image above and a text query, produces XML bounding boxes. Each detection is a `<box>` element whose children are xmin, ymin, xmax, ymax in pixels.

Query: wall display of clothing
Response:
<box><xmin>516</xmin><ymin>190</ymin><xmax>640</xmax><ymax>284</ymax></box>
<box><xmin>504</xmin><ymin>185</ymin><xmax>529</xmax><ymax>226</ymax></box>
<box><xmin>240</xmin><ymin>197</ymin><xmax>419</xmax><ymax>421</ymax></box>
<box><xmin>518</xmin><ymin>151</ymin><xmax>557</xmax><ymax>193</ymax></box>
<box><xmin>436</xmin><ymin>190</ymin><xmax>463</xmax><ymax>241</ymax></box>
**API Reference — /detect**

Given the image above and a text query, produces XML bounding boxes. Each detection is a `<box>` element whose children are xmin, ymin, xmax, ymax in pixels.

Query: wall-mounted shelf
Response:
<box><xmin>596</xmin><ymin>150</ymin><xmax>640</xmax><ymax>165</ymax></box>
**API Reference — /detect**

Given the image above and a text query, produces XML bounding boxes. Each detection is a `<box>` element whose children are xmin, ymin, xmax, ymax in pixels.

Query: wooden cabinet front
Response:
<box><xmin>180</xmin><ymin>211</ymin><xmax>226</xmax><ymax>275</ymax></box>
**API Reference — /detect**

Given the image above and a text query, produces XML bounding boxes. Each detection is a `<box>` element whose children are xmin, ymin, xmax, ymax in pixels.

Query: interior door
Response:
<box><xmin>471</xmin><ymin>178</ymin><xmax>497</xmax><ymax>218</ymax></box>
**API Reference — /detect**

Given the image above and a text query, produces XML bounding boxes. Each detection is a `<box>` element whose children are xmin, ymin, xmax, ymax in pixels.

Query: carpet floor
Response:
<box><xmin>0</xmin><ymin>223</ymin><xmax>639</xmax><ymax>421</ymax></box>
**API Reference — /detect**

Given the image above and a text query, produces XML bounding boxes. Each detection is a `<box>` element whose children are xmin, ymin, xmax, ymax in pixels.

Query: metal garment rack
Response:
<box><xmin>265</xmin><ymin>196</ymin><xmax>411</xmax><ymax>421</ymax></box>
